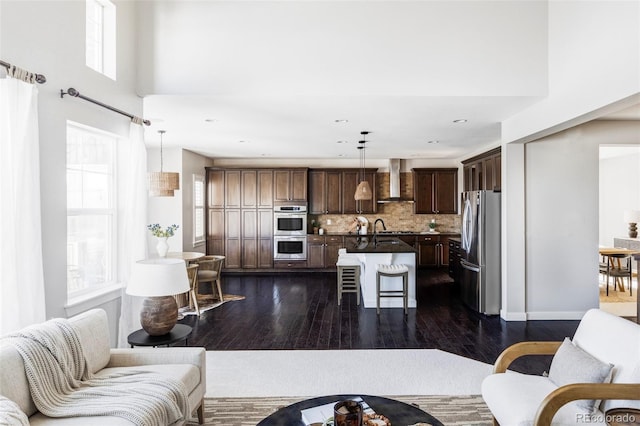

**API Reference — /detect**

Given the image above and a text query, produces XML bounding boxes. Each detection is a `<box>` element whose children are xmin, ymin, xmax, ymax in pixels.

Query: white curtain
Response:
<box><xmin>117</xmin><ymin>120</ymin><xmax>148</xmax><ymax>347</ymax></box>
<box><xmin>0</xmin><ymin>77</ymin><xmax>46</xmax><ymax>334</ymax></box>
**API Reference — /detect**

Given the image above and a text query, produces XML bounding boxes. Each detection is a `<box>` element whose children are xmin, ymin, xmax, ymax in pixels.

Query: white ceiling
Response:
<box><xmin>138</xmin><ymin>1</ymin><xmax>638</xmax><ymax>160</ymax></box>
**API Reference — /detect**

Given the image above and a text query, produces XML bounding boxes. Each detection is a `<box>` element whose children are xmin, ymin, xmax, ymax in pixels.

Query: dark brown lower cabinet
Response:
<box><xmin>307</xmin><ymin>236</ymin><xmax>325</xmax><ymax>268</ymax></box>
<box><xmin>416</xmin><ymin>234</ymin><xmax>456</xmax><ymax>268</ymax></box>
<box><xmin>325</xmin><ymin>236</ymin><xmax>342</xmax><ymax>269</ymax></box>
<box><xmin>448</xmin><ymin>239</ymin><xmax>462</xmax><ymax>282</ymax></box>
<box><xmin>307</xmin><ymin>235</ymin><xmax>343</xmax><ymax>269</ymax></box>
<box><xmin>273</xmin><ymin>260</ymin><xmax>308</xmax><ymax>269</ymax></box>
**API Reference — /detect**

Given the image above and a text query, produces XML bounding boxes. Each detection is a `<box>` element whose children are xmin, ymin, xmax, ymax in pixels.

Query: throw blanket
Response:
<box><xmin>4</xmin><ymin>318</ymin><xmax>189</xmax><ymax>425</ymax></box>
<box><xmin>0</xmin><ymin>396</ymin><xmax>29</xmax><ymax>426</ymax></box>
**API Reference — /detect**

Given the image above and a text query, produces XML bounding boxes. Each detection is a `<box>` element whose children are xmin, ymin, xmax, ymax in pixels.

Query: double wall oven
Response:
<box><xmin>273</xmin><ymin>205</ymin><xmax>307</xmax><ymax>260</ymax></box>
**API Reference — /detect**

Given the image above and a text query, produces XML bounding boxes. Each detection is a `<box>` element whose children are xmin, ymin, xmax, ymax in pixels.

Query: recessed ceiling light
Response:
<box><xmin>204</xmin><ymin>118</ymin><xmax>216</xmax><ymax>123</ymax></box>
<box><xmin>238</xmin><ymin>140</ymin><xmax>249</xmax><ymax>143</ymax></box>
<box><xmin>336</xmin><ymin>140</ymin><xmax>348</xmax><ymax>144</ymax></box>
<box><xmin>427</xmin><ymin>140</ymin><xmax>439</xmax><ymax>144</ymax></box>
<box><xmin>334</xmin><ymin>119</ymin><xmax>349</xmax><ymax>123</ymax></box>
<box><xmin>453</xmin><ymin>119</ymin><xmax>468</xmax><ymax>123</ymax></box>
<box><xmin>338</xmin><ymin>154</ymin><xmax>345</xmax><ymax>157</ymax></box>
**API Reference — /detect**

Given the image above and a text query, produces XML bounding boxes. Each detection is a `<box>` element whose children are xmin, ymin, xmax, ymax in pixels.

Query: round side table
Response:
<box><xmin>127</xmin><ymin>324</ymin><xmax>193</xmax><ymax>348</ymax></box>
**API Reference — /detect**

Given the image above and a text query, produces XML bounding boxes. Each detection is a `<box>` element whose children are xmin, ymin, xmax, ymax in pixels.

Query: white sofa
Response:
<box><xmin>0</xmin><ymin>309</ymin><xmax>206</xmax><ymax>425</ymax></box>
<box><xmin>482</xmin><ymin>309</ymin><xmax>640</xmax><ymax>426</ymax></box>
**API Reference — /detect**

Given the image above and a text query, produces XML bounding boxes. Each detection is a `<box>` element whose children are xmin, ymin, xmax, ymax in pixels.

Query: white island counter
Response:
<box><xmin>344</xmin><ymin>237</ymin><xmax>417</xmax><ymax>310</ymax></box>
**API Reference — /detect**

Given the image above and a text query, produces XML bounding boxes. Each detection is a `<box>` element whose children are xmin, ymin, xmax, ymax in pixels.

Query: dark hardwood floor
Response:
<box><xmin>180</xmin><ymin>269</ymin><xmax>581</xmax><ymax>375</ymax></box>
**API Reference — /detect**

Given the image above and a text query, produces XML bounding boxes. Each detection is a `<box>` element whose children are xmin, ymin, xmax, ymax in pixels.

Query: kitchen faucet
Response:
<box><xmin>373</xmin><ymin>218</ymin><xmax>387</xmax><ymax>244</ymax></box>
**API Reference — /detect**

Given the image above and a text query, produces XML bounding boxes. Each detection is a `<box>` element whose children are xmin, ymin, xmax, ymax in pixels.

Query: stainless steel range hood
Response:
<box><xmin>377</xmin><ymin>158</ymin><xmax>415</xmax><ymax>203</ymax></box>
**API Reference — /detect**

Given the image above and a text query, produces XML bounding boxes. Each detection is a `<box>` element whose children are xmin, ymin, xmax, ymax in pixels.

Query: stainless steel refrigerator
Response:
<box><xmin>460</xmin><ymin>190</ymin><xmax>501</xmax><ymax>315</ymax></box>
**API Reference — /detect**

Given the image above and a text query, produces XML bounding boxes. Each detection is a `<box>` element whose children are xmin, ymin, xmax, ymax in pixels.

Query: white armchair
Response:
<box><xmin>482</xmin><ymin>309</ymin><xmax>640</xmax><ymax>426</ymax></box>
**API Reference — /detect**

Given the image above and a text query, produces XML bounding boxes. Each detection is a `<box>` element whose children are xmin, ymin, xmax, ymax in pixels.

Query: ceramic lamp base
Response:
<box><xmin>140</xmin><ymin>296</ymin><xmax>178</xmax><ymax>336</ymax></box>
<box><xmin>629</xmin><ymin>222</ymin><xmax>638</xmax><ymax>239</ymax></box>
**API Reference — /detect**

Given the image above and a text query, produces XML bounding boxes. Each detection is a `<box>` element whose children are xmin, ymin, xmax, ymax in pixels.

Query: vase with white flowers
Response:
<box><xmin>147</xmin><ymin>224</ymin><xmax>179</xmax><ymax>257</ymax></box>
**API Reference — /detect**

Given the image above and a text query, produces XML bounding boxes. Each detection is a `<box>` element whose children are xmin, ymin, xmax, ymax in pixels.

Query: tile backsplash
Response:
<box><xmin>311</xmin><ymin>172</ymin><xmax>461</xmax><ymax>234</ymax></box>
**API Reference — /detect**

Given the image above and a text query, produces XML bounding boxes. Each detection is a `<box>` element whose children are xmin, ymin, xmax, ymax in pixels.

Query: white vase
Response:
<box><xmin>156</xmin><ymin>237</ymin><xmax>169</xmax><ymax>257</ymax></box>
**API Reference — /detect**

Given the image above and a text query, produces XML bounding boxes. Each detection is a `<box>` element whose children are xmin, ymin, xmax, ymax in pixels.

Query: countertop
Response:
<box><xmin>344</xmin><ymin>236</ymin><xmax>417</xmax><ymax>253</ymax></box>
<box><xmin>312</xmin><ymin>231</ymin><xmax>460</xmax><ymax>237</ymax></box>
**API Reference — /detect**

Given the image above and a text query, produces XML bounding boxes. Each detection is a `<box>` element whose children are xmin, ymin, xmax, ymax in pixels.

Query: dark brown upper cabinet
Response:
<box><xmin>412</xmin><ymin>168</ymin><xmax>458</xmax><ymax>214</ymax></box>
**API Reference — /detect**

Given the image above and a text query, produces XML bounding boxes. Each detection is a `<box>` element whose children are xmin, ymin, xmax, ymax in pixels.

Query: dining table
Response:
<box><xmin>599</xmin><ymin>247</ymin><xmax>639</xmax><ymax>324</ymax></box>
<box><xmin>599</xmin><ymin>247</ymin><xmax>639</xmax><ymax>291</ymax></box>
<box><xmin>167</xmin><ymin>251</ymin><xmax>205</xmax><ymax>263</ymax></box>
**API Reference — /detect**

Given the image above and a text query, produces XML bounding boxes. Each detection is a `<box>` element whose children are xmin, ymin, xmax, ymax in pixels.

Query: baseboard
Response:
<box><xmin>526</xmin><ymin>310</ymin><xmax>587</xmax><ymax>320</ymax></box>
<box><xmin>500</xmin><ymin>309</ymin><xmax>527</xmax><ymax>321</ymax></box>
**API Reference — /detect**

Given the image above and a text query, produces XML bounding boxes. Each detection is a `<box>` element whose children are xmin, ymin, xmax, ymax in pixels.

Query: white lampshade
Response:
<box><xmin>623</xmin><ymin>210</ymin><xmax>640</xmax><ymax>223</ymax></box>
<box><xmin>127</xmin><ymin>258</ymin><xmax>189</xmax><ymax>297</ymax></box>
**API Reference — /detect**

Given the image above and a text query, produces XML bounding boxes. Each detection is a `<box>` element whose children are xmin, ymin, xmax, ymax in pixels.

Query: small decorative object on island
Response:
<box><xmin>623</xmin><ymin>210</ymin><xmax>640</xmax><ymax>238</ymax></box>
<box><xmin>147</xmin><ymin>223</ymin><xmax>179</xmax><ymax>257</ymax></box>
<box><xmin>127</xmin><ymin>258</ymin><xmax>190</xmax><ymax>336</ymax></box>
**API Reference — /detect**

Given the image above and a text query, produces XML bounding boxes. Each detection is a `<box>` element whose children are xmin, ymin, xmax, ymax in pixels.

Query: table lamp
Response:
<box><xmin>127</xmin><ymin>258</ymin><xmax>190</xmax><ymax>336</ymax></box>
<box><xmin>623</xmin><ymin>210</ymin><xmax>640</xmax><ymax>238</ymax></box>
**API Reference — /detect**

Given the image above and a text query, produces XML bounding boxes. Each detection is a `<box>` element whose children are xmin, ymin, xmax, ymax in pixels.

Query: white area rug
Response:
<box><xmin>205</xmin><ymin>349</ymin><xmax>493</xmax><ymax>398</ymax></box>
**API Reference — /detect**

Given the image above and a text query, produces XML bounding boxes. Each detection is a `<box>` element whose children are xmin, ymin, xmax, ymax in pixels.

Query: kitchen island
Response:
<box><xmin>344</xmin><ymin>236</ymin><xmax>417</xmax><ymax>310</ymax></box>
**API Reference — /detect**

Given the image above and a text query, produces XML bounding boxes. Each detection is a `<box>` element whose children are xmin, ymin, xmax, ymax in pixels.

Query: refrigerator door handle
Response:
<box><xmin>461</xmin><ymin>197</ymin><xmax>474</xmax><ymax>254</ymax></box>
<box><xmin>460</xmin><ymin>259</ymin><xmax>480</xmax><ymax>272</ymax></box>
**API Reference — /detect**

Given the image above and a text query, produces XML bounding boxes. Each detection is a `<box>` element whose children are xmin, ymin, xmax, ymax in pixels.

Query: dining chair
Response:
<box><xmin>195</xmin><ymin>255</ymin><xmax>225</xmax><ymax>302</ymax></box>
<box><xmin>608</xmin><ymin>253</ymin><xmax>633</xmax><ymax>296</ymax></box>
<box><xmin>599</xmin><ymin>255</ymin><xmax>609</xmax><ymax>282</ymax></box>
<box><xmin>185</xmin><ymin>264</ymin><xmax>200</xmax><ymax>316</ymax></box>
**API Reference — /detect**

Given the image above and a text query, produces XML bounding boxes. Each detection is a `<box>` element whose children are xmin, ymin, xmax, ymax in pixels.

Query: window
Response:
<box><xmin>86</xmin><ymin>0</ymin><xmax>116</xmax><ymax>79</ymax></box>
<box><xmin>193</xmin><ymin>174</ymin><xmax>205</xmax><ymax>245</ymax></box>
<box><xmin>66</xmin><ymin>123</ymin><xmax>117</xmax><ymax>297</ymax></box>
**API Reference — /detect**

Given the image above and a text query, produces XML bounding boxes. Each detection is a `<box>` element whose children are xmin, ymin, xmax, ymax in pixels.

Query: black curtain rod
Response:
<box><xmin>1</xmin><ymin>59</ymin><xmax>46</xmax><ymax>84</ymax></box>
<box><xmin>60</xmin><ymin>87</ymin><xmax>151</xmax><ymax>126</ymax></box>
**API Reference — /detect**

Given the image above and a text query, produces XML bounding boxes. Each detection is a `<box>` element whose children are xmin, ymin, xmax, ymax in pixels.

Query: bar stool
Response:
<box><xmin>336</xmin><ymin>253</ymin><xmax>361</xmax><ymax>306</ymax></box>
<box><xmin>376</xmin><ymin>264</ymin><xmax>409</xmax><ymax>315</ymax></box>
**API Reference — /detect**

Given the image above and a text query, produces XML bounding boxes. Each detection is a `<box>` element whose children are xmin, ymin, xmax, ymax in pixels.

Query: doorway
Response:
<box><xmin>598</xmin><ymin>145</ymin><xmax>640</xmax><ymax>318</ymax></box>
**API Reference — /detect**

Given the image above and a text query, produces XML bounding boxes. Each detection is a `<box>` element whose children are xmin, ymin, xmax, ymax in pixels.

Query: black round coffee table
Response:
<box><xmin>257</xmin><ymin>394</ymin><xmax>443</xmax><ymax>426</ymax></box>
<box><xmin>127</xmin><ymin>324</ymin><xmax>193</xmax><ymax>348</ymax></box>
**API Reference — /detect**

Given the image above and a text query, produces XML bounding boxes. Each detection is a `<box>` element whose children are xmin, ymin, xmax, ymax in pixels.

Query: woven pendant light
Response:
<box><xmin>354</xmin><ymin>131</ymin><xmax>372</xmax><ymax>200</ymax></box>
<box><xmin>149</xmin><ymin>130</ymin><xmax>180</xmax><ymax>197</ymax></box>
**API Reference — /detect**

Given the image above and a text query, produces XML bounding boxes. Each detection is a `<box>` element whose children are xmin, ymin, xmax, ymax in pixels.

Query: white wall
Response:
<box><xmin>182</xmin><ymin>150</ymin><xmax>215</xmax><ymax>252</ymax></box>
<box><xmin>137</xmin><ymin>1</ymin><xmax>547</xmax><ymax>97</ymax></box>
<box><xmin>503</xmin><ymin>0</ymin><xmax>640</xmax><ymax>143</ymax></box>
<box><xmin>146</xmin><ymin>147</ymin><xmax>184</xmax><ymax>253</ymax></box>
<box><xmin>1</xmin><ymin>0</ymin><xmax>141</xmax><ymax>341</ymax></box>
<box><xmin>599</xmin><ymin>147</ymin><xmax>640</xmax><ymax>246</ymax></box>
<box><xmin>499</xmin><ymin>0</ymin><xmax>640</xmax><ymax>320</ymax></box>
<box><xmin>146</xmin><ymin>147</ymin><xmax>214</xmax><ymax>255</ymax></box>
<box><xmin>501</xmin><ymin>142</ymin><xmax>527</xmax><ymax>320</ymax></box>
<box><xmin>522</xmin><ymin>121</ymin><xmax>640</xmax><ymax>319</ymax></box>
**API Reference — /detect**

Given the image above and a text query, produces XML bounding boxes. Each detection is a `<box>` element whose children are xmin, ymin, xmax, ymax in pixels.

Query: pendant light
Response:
<box><xmin>148</xmin><ymin>130</ymin><xmax>180</xmax><ymax>197</ymax></box>
<box><xmin>354</xmin><ymin>131</ymin><xmax>373</xmax><ymax>200</ymax></box>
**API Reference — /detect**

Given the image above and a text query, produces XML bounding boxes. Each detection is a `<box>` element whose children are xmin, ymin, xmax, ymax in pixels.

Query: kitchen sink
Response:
<box><xmin>375</xmin><ymin>239</ymin><xmax>399</xmax><ymax>244</ymax></box>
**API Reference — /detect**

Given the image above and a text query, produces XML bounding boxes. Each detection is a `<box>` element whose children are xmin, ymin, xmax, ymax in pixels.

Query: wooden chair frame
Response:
<box><xmin>196</xmin><ymin>255</ymin><xmax>225</xmax><ymax>302</ymax></box>
<box><xmin>491</xmin><ymin>341</ymin><xmax>640</xmax><ymax>426</ymax></box>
